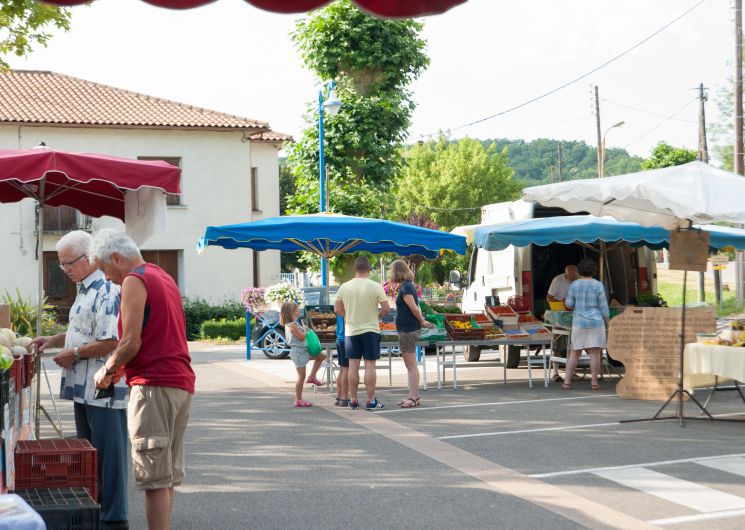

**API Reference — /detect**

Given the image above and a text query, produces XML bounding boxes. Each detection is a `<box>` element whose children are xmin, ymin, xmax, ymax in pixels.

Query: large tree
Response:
<box><xmin>395</xmin><ymin>136</ymin><xmax>520</xmax><ymax>232</ymax></box>
<box><xmin>641</xmin><ymin>141</ymin><xmax>697</xmax><ymax>170</ymax></box>
<box><xmin>287</xmin><ymin>0</ymin><xmax>428</xmax><ymax>218</ymax></box>
<box><xmin>0</xmin><ymin>1</ymin><xmax>71</xmax><ymax>70</ymax></box>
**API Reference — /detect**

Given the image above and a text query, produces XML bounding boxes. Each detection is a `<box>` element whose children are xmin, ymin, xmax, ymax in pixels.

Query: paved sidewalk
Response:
<box><xmin>37</xmin><ymin>347</ymin><xmax>745</xmax><ymax>530</ymax></box>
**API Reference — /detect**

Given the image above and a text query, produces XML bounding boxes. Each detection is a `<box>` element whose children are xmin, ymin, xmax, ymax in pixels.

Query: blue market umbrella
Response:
<box><xmin>471</xmin><ymin>215</ymin><xmax>745</xmax><ymax>252</ymax></box>
<box><xmin>198</xmin><ymin>213</ymin><xmax>467</xmax><ymax>258</ymax></box>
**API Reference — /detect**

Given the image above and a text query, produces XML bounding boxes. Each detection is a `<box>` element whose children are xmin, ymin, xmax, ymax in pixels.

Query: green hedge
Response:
<box><xmin>200</xmin><ymin>318</ymin><xmax>247</xmax><ymax>340</ymax></box>
<box><xmin>183</xmin><ymin>297</ymin><xmax>245</xmax><ymax>341</ymax></box>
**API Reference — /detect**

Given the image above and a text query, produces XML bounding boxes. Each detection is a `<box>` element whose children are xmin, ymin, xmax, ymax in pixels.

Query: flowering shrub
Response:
<box><xmin>383</xmin><ymin>280</ymin><xmax>423</xmax><ymax>300</ymax></box>
<box><xmin>264</xmin><ymin>282</ymin><xmax>306</xmax><ymax>306</ymax></box>
<box><xmin>240</xmin><ymin>287</ymin><xmax>266</xmax><ymax>313</ymax></box>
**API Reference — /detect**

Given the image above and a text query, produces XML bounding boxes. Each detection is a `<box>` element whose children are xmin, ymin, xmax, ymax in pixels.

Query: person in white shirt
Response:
<box><xmin>547</xmin><ymin>265</ymin><xmax>579</xmax><ymax>303</ymax></box>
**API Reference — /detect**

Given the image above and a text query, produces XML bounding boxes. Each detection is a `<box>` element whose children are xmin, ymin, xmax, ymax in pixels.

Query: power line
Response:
<box><xmin>601</xmin><ymin>97</ymin><xmax>697</xmax><ymax>123</ymax></box>
<box><xmin>623</xmin><ymin>98</ymin><xmax>698</xmax><ymax>148</ymax></box>
<box><xmin>412</xmin><ymin>0</ymin><xmax>707</xmax><ymax>140</ymax></box>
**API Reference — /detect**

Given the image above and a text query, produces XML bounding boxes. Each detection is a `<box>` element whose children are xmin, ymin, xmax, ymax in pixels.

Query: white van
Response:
<box><xmin>457</xmin><ymin>200</ymin><xmax>657</xmax><ymax>364</ymax></box>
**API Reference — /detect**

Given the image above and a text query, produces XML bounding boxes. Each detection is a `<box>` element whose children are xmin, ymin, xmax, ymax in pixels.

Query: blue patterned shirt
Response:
<box><xmin>60</xmin><ymin>269</ymin><xmax>127</xmax><ymax>408</ymax></box>
<box><xmin>565</xmin><ymin>278</ymin><xmax>609</xmax><ymax>329</ymax></box>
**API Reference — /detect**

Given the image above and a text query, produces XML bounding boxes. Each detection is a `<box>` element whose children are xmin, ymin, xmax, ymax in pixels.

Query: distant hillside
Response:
<box><xmin>483</xmin><ymin>138</ymin><xmax>643</xmax><ymax>184</ymax></box>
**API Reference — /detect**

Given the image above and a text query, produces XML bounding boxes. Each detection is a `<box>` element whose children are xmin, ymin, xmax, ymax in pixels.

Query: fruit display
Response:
<box><xmin>379</xmin><ymin>322</ymin><xmax>397</xmax><ymax>331</ymax></box>
<box><xmin>518</xmin><ymin>313</ymin><xmax>539</xmax><ymax>324</ymax></box>
<box><xmin>309</xmin><ymin>311</ymin><xmax>336</xmax><ymax>319</ymax></box>
<box><xmin>444</xmin><ymin>315</ymin><xmax>487</xmax><ymax>340</ymax></box>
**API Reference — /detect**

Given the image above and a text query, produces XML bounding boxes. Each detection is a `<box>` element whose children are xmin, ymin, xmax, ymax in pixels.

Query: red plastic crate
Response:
<box><xmin>22</xmin><ymin>352</ymin><xmax>35</xmax><ymax>388</ymax></box>
<box><xmin>10</xmin><ymin>356</ymin><xmax>23</xmax><ymax>393</ymax></box>
<box><xmin>14</xmin><ymin>438</ymin><xmax>98</xmax><ymax>500</ymax></box>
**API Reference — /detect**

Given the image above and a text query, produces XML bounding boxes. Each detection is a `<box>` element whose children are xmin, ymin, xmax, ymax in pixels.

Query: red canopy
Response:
<box><xmin>0</xmin><ymin>148</ymin><xmax>181</xmax><ymax>221</ymax></box>
<box><xmin>41</xmin><ymin>0</ymin><xmax>466</xmax><ymax>18</ymax></box>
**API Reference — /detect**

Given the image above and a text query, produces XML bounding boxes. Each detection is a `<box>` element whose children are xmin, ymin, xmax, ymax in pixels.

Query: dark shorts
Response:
<box><xmin>345</xmin><ymin>332</ymin><xmax>381</xmax><ymax>361</ymax></box>
<box><xmin>336</xmin><ymin>339</ymin><xmax>349</xmax><ymax>368</ymax></box>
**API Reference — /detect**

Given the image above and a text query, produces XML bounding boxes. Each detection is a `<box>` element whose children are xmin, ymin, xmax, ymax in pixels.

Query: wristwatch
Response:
<box><xmin>72</xmin><ymin>346</ymin><xmax>81</xmax><ymax>363</ymax></box>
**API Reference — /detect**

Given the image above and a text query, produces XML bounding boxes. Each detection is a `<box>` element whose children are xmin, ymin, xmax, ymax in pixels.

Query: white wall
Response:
<box><xmin>0</xmin><ymin>125</ymin><xmax>282</xmax><ymax>305</ymax></box>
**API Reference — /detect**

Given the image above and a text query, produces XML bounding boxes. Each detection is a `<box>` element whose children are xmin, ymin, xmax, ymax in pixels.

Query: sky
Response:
<box><xmin>8</xmin><ymin>0</ymin><xmax>735</xmax><ymax>159</ymax></box>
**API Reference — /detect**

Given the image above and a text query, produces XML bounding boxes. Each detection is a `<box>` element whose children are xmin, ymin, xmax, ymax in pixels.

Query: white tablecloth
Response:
<box><xmin>683</xmin><ymin>343</ymin><xmax>745</xmax><ymax>390</ymax></box>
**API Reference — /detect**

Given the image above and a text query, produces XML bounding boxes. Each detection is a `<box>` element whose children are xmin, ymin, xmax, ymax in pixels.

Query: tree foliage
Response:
<box><xmin>288</xmin><ymin>0</ymin><xmax>428</xmax><ymax>218</ymax></box>
<box><xmin>0</xmin><ymin>1</ymin><xmax>71</xmax><ymax>70</ymax></box>
<box><xmin>641</xmin><ymin>141</ymin><xmax>697</xmax><ymax>170</ymax></box>
<box><xmin>484</xmin><ymin>138</ymin><xmax>642</xmax><ymax>183</ymax></box>
<box><xmin>395</xmin><ymin>137</ymin><xmax>520</xmax><ymax>231</ymax></box>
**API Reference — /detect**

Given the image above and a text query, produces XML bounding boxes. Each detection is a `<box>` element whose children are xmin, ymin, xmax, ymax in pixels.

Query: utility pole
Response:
<box><xmin>697</xmin><ymin>83</ymin><xmax>709</xmax><ymax>303</ymax></box>
<box><xmin>735</xmin><ymin>0</ymin><xmax>745</xmax><ymax>304</ymax></box>
<box><xmin>557</xmin><ymin>141</ymin><xmax>564</xmax><ymax>181</ymax></box>
<box><xmin>595</xmin><ymin>86</ymin><xmax>602</xmax><ymax>178</ymax></box>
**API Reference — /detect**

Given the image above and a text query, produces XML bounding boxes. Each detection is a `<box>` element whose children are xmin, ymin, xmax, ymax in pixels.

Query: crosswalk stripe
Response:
<box><xmin>593</xmin><ymin>467</ymin><xmax>745</xmax><ymax>513</ymax></box>
<box><xmin>695</xmin><ymin>456</ymin><xmax>745</xmax><ymax>478</ymax></box>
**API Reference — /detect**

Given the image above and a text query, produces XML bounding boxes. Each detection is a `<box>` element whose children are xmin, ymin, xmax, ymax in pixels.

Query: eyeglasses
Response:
<box><xmin>59</xmin><ymin>254</ymin><xmax>87</xmax><ymax>270</ymax></box>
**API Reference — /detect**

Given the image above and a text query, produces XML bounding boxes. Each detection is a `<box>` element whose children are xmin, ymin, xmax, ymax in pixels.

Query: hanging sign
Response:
<box><xmin>669</xmin><ymin>229</ymin><xmax>710</xmax><ymax>272</ymax></box>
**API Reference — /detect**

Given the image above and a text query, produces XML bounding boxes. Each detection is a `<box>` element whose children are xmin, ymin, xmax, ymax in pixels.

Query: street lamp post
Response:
<box><xmin>318</xmin><ymin>81</ymin><xmax>342</xmax><ymax>292</ymax></box>
<box><xmin>601</xmin><ymin>121</ymin><xmax>625</xmax><ymax>177</ymax></box>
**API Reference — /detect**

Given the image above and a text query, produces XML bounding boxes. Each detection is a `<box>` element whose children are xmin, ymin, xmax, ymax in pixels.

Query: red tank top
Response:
<box><xmin>119</xmin><ymin>263</ymin><xmax>195</xmax><ymax>393</ymax></box>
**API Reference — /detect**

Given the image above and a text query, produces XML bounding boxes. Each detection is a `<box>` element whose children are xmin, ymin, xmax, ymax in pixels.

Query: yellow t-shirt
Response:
<box><xmin>337</xmin><ymin>277</ymin><xmax>388</xmax><ymax>336</ymax></box>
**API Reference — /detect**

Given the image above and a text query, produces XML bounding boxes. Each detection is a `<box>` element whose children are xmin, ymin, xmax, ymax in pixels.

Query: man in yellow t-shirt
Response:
<box><xmin>334</xmin><ymin>256</ymin><xmax>390</xmax><ymax>410</ymax></box>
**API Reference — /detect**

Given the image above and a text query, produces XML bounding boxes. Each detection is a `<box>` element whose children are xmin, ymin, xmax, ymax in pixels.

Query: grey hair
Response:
<box><xmin>89</xmin><ymin>228</ymin><xmax>142</xmax><ymax>264</ymax></box>
<box><xmin>56</xmin><ymin>230</ymin><xmax>92</xmax><ymax>256</ymax></box>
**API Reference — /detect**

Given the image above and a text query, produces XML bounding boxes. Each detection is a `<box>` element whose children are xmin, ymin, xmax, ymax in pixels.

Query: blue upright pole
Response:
<box><xmin>245</xmin><ymin>308</ymin><xmax>252</xmax><ymax>361</ymax></box>
<box><xmin>319</xmin><ymin>89</ymin><xmax>328</xmax><ymax>290</ymax></box>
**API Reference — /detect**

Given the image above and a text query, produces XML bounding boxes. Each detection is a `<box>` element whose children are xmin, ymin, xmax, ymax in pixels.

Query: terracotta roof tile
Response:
<box><xmin>0</xmin><ymin>70</ymin><xmax>270</xmax><ymax>132</ymax></box>
<box><xmin>250</xmin><ymin>131</ymin><xmax>293</xmax><ymax>143</ymax></box>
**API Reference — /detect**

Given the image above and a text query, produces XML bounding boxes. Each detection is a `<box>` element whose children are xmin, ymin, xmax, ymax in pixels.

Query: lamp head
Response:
<box><xmin>613</xmin><ymin>121</ymin><xmax>625</xmax><ymax>129</ymax></box>
<box><xmin>322</xmin><ymin>87</ymin><xmax>342</xmax><ymax>116</ymax></box>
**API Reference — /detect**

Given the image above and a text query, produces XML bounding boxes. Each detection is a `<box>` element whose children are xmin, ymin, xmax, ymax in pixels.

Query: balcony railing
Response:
<box><xmin>39</xmin><ymin>205</ymin><xmax>92</xmax><ymax>233</ymax></box>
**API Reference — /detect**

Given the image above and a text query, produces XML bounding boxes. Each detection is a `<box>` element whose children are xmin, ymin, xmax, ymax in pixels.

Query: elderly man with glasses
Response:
<box><xmin>31</xmin><ymin>230</ymin><xmax>129</xmax><ymax>530</ymax></box>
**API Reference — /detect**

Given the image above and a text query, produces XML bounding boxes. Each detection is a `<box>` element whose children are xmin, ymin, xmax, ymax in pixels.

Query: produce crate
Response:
<box><xmin>15</xmin><ymin>438</ymin><xmax>98</xmax><ymax>500</ymax></box>
<box><xmin>307</xmin><ymin>309</ymin><xmax>338</xmax><ymax>343</ymax></box>
<box><xmin>485</xmin><ymin>305</ymin><xmax>518</xmax><ymax>325</ymax></box>
<box><xmin>444</xmin><ymin>315</ymin><xmax>487</xmax><ymax>341</ymax></box>
<box><xmin>10</xmin><ymin>356</ymin><xmax>23</xmax><ymax>393</ymax></box>
<box><xmin>17</xmin><ymin>487</ymin><xmax>100</xmax><ymax>530</ymax></box>
<box><xmin>470</xmin><ymin>313</ymin><xmax>495</xmax><ymax>329</ymax></box>
<box><xmin>22</xmin><ymin>352</ymin><xmax>35</xmax><ymax>388</ymax></box>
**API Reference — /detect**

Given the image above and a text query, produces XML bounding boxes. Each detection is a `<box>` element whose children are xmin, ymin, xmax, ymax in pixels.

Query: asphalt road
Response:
<box><xmin>37</xmin><ymin>346</ymin><xmax>745</xmax><ymax>530</ymax></box>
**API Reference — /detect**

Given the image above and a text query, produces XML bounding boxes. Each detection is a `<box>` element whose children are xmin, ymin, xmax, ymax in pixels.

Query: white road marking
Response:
<box><xmin>649</xmin><ymin>508</ymin><xmax>745</xmax><ymax>526</ymax></box>
<box><xmin>376</xmin><ymin>394</ymin><xmax>615</xmax><ymax>414</ymax></box>
<box><xmin>530</xmin><ymin>453</ymin><xmax>745</xmax><ymax>479</ymax></box>
<box><xmin>592</xmin><ymin>467</ymin><xmax>745</xmax><ymax>513</ymax></box>
<box><xmin>439</xmin><ymin>421</ymin><xmax>620</xmax><ymax>440</ymax></box>
<box><xmin>695</xmin><ymin>456</ymin><xmax>745</xmax><ymax>478</ymax></box>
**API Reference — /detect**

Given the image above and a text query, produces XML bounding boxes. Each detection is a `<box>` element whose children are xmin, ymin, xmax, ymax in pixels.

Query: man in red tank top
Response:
<box><xmin>90</xmin><ymin>229</ymin><xmax>195</xmax><ymax>530</ymax></box>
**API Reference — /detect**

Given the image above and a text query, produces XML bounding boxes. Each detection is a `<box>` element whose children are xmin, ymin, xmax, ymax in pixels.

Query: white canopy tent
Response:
<box><xmin>522</xmin><ymin>161</ymin><xmax>745</xmax><ymax>426</ymax></box>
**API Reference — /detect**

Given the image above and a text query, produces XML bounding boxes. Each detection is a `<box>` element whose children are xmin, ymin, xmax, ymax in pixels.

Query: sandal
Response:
<box><xmin>400</xmin><ymin>398</ymin><xmax>418</xmax><ymax>408</ymax></box>
<box><xmin>561</xmin><ymin>383</ymin><xmax>571</xmax><ymax>390</ymax></box>
<box><xmin>293</xmin><ymin>400</ymin><xmax>313</xmax><ymax>408</ymax></box>
<box><xmin>306</xmin><ymin>376</ymin><xmax>323</xmax><ymax>386</ymax></box>
<box><xmin>591</xmin><ymin>383</ymin><xmax>600</xmax><ymax>391</ymax></box>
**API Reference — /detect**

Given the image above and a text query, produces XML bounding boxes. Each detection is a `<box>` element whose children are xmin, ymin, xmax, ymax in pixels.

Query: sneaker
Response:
<box><xmin>306</xmin><ymin>376</ymin><xmax>323</xmax><ymax>386</ymax></box>
<box><xmin>348</xmin><ymin>400</ymin><xmax>359</xmax><ymax>410</ymax></box>
<box><xmin>339</xmin><ymin>399</ymin><xmax>350</xmax><ymax>407</ymax></box>
<box><xmin>334</xmin><ymin>397</ymin><xmax>341</xmax><ymax>406</ymax></box>
<box><xmin>365</xmin><ymin>399</ymin><xmax>384</xmax><ymax>410</ymax></box>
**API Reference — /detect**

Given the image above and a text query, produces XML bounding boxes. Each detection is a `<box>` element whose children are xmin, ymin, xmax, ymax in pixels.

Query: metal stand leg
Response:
<box><xmin>452</xmin><ymin>345</ymin><xmax>457</xmax><ymax>390</ymax></box>
<box><xmin>422</xmin><ymin>346</ymin><xmax>428</xmax><ymax>391</ymax></box>
<box><xmin>527</xmin><ymin>345</ymin><xmax>533</xmax><ymax>389</ymax></box>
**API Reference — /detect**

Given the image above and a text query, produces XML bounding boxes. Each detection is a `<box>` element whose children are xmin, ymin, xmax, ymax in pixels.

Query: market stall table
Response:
<box><xmin>683</xmin><ymin>343</ymin><xmax>745</xmax><ymax>404</ymax></box>
<box><xmin>435</xmin><ymin>336</ymin><xmax>554</xmax><ymax>390</ymax></box>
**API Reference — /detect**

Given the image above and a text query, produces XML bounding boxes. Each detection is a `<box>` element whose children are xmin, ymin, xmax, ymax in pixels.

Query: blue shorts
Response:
<box><xmin>345</xmin><ymin>332</ymin><xmax>381</xmax><ymax>361</ymax></box>
<box><xmin>336</xmin><ymin>339</ymin><xmax>349</xmax><ymax>368</ymax></box>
